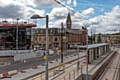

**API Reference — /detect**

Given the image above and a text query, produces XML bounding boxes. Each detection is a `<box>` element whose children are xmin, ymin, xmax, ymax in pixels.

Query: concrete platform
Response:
<box><xmin>1</xmin><ymin>52</ymin><xmax>86</xmax><ymax>80</ymax></box>
<box><xmin>1</xmin><ymin>48</ymin><xmax>117</xmax><ymax>80</ymax></box>
<box><xmin>50</xmin><ymin>49</ymin><xmax>116</xmax><ymax>80</ymax></box>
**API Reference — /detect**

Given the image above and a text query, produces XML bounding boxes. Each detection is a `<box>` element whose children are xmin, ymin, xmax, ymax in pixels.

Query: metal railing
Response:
<box><xmin>58</xmin><ymin>63</ymin><xmax>84</xmax><ymax>80</ymax></box>
<box><xmin>30</xmin><ymin>63</ymin><xmax>65</xmax><ymax>80</ymax></box>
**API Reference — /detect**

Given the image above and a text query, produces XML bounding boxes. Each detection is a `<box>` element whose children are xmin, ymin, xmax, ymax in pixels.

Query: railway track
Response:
<box><xmin>98</xmin><ymin>49</ymin><xmax>120</xmax><ymax>80</ymax></box>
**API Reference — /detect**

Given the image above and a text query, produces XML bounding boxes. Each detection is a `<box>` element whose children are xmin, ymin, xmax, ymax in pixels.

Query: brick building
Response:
<box><xmin>65</xmin><ymin>13</ymin><xmax>87</xmax><ymax>48</ymax></box>
<box><xmin>31</xmin><ymin>13</ymin><xmax>87</xmax><ymax>49</ymax></box>
<box><xmin>31</xmin><ymin>28</ymin><xmax>67</xmax><ymax>49</ymax></box>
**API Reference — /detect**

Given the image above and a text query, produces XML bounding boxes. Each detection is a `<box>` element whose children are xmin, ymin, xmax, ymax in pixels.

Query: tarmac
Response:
<box><xmin>1</xmin><ymin>51</ymin><xmax>86</xmax><ymax>80</ymax></box>
<box><xmin>1</xmin><ymin>48</ymin><xmax>117</xmax><ymax>80</ymax></box>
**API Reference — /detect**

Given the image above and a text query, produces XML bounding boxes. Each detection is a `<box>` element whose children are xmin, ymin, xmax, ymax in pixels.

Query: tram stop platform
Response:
<box><xmin>0</xmin><ymin>45</ymin><xmax>117</xmax><ymax>80</ymax></box>
<box><xmin>48</xmin><ymin>47</ymin><xmax>117</xmax><ymax>80</ymax></box>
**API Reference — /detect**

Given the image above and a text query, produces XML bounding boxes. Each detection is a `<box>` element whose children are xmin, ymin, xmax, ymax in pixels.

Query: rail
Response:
<box><xmin>112</xmin><ymin>56</ymin><xmax>120</xmax><ymax>80</ymax></box>
<box><xmin>57</xmin><ymin>62</ymin><xmax>85</xmax><ymax>80</ymax></box>
<box><xmin>91</xmin><ymin>49</ymin><xmax>117</xmax><ymax>80</ymax></box>
<box><xmin>98</xmin><ymin>50</ymin><xmax>117</xmax><ymax>80</ymax></box>
<box><xmin>58</xmin><ymin>68</ymin><xmax>78</xmax><ymax>80</ymax></box>
<box><xmin>30</xmin><ymin>63</ymin><xmax>65</xmax><ymax>80</ymax></box>
<box><xmin>95</xmin><ymin>48</ymin><xmax>120</xmax><ymax>80</ymax></box>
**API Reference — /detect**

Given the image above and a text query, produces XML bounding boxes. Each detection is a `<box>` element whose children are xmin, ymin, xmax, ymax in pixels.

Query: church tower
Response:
<box><xmin>66</xmin><ymin>13</ymin><xmax>72</xmax><ymax>29</ymax></box>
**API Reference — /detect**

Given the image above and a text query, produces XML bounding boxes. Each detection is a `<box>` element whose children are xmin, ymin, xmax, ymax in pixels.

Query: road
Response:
<box><xmin>0</xmin><ymin>50</ymin><xmax>77</xmax><ymax>74</ymax></box>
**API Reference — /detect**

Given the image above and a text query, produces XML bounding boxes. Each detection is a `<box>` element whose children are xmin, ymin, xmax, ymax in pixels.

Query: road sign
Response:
<box><xmin>57</xmin><ymin>50</ymin><xmax>61</xmax><ymax>53</ymax></box>
<box><xmin>43</xmin><ymin>56</ymin><xmax>46</xmax><ymax>60</ymax></box>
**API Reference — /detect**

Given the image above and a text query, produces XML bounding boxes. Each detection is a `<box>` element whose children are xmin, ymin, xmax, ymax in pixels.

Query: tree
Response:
<box><xmin>92</xmin><ymin>36</ymin><xmax>95</xmax><ymax>43</ymax></box>
<box><xmin>97</xmin><ymin>33</ymin><xmax>101</xmax><ymax>43</ymax></box>
<box><xmin>118</xmin><ymin>38</ymin><xmax>120</xmax><ymax>43</ymax></box>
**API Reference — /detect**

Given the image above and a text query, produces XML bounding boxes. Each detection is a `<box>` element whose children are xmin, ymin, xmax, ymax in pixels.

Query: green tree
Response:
<box><xmin>92</xmin><ymin>36</ymin><xmax>95</xmax><ymax>43</ymax></box>
<box><xmin>118</xmin><ymin>38</ymin><xmax>120</xmax><ymax>43</ymax></box>
<box><xmin>97</xmin><ymin>33</ymin><xmax>101</xmax><ymax>43</ymax></box>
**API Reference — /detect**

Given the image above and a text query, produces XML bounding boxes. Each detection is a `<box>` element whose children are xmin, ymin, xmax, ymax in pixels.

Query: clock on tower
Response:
<box><xmin>66</xmin><ymin>13</ymin><xmax>72</xmax><ymax>29</ymax></box>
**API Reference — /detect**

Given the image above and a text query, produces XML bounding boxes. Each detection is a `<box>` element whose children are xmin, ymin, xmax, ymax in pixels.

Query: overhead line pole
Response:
<box><xmin>61</xmin><ymin>22</ymin><xmax>64</xmax><ymax>63</ymax></box>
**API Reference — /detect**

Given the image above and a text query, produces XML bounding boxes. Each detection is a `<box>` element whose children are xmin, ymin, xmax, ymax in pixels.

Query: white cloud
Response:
<box><xmin>0</xmin><ymin>0</ymin><xmax>119</xmax><ymax>35</ymax></box>
<box><xmin>49</xmin><ymin>7</ymin><xmax>74</xmax><ymax>20</ymax></box>
<box><xmin>88</xmin><ymin>5</ymin><xmax>120</xmax><ymax>34</ymax></box>
<box><xmin>67</xmin><ymin>0</ymin><xmax>72</xmax><ymax>4</ymax></box>
<box><xmin>82</xmin><ymin>8</ymin><xmax>94</xmax><ymax>17</ymax></box>
<box><xmin>0</xmin><ymin>0</ymin><xmax>14</xmax><ymax>6</ymax></box>
<box><xmin>48</xmin><ymin>7</ymin><xmax>95</xmax><ymax>29</ymax></box>
<box><xmin>0</xmin><ymin>0</ymin><xmax>45</xmax><ymax>19</ymax></box>
<box><xmin>49</xmin><ymin>5</ymin><xmax>120</xmax><ymax>35</ymax></box>
<box><xmin>73</xmin><ymin>0</ymin><xmax>77</xmax><ymax>7</ymax></box>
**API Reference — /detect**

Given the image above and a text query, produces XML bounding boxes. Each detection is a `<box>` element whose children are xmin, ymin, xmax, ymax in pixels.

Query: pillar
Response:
<box><xmin>94</xmin><ymin>48</ymin><xmax>96</xmax><ymax>60</ymax></box>
<box><xmin>97</xmin><ymin>47</ymin><xmax>99</xmax><ymax>58</ymax></box>
<box><xmin>88</xmin><ymin>50</ymin><xmax>90</xmax><ymax>64</ymax></box>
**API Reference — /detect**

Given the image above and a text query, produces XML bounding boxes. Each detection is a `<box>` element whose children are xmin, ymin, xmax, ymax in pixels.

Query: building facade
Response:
<box><xmin>108</xmin><ymin>35</ymin><xmax>120</xmax><ymax>44</ymax></box>
<box><xmin>31</xmin><ymin>28</ymin><xmax>67</xmax><ymax>49</ymax></box>
<box><xmin>65</xmin><ymin>13</ymin><xmax>87</xmax><ymax>48</ymax></box>
<box><xmin>32</xmin><ymin>13</ymin><xmax>87</xmax><ymax>50</ymax></box>
<box><xmin>0</xmin><ymin>20</ymin><xmax>36</xmax><ymax>50</ymax></box>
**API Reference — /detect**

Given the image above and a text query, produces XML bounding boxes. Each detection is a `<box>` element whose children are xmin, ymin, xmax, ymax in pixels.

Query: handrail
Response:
<box><xmin>58</xmin><ymin>63</ymin><xmax>82</xmax><ymax>80</ymax></box>
<box><xmin>30</xmin><ymin>63</ymin><xmax>65</xmax><ymax>80</ymax></box>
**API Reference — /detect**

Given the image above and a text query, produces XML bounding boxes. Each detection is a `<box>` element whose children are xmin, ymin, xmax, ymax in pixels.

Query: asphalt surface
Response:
<box><xmin>0</xmin><ymin>50</ymin><xmax>77</xmax><ymax>74</ymax></box>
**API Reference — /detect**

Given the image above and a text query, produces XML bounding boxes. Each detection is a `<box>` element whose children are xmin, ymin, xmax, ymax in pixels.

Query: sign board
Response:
<box><xmin>57</xmin><ymin>50</ymin><xmax>61</xmax><ymax>53</ymax></box>
<box><xmin>43</xmin><ymin>56</ymin><xmax>46</xmax><ymax>60</ymax></box>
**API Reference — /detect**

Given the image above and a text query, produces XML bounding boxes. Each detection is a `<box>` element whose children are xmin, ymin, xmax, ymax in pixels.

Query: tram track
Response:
<box><xmin>98</xmin><ymin>49</ymin><xmax>120</xmax><ymax>80</ymax></box>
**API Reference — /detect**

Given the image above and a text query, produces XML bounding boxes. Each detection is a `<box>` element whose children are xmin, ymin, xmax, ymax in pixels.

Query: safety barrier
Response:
<box><xmin>8</xmin><ymin>70</ymin><xmax>18</xmax><ymax>76</ymax></box>
<box><xmin>30</xmin><ymin>63</ymin><xmax>65</xmax><ymax>80</ymax></box>
<box><xmin>0</xmin><ymin>72</ymin><xmax>8</xmax><ymax>78</ymax></box>
<box><xmin>0</xmin><ymin>69</ymin><xmax>18</xmax><ymax>79</ymax></box>
<box><xmin>58</xmin><ymin>63</ymin><xmax>82</xmax><ymax>80</ymax></box>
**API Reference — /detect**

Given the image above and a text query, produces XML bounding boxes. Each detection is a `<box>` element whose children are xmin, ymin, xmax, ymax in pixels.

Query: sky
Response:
<box><xmin>0</xmin><ymin>0</ymin><xmax>120</xmax><ymax>35</ymax></box>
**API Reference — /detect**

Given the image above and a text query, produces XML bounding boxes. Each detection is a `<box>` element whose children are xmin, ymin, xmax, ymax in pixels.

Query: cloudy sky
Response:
<box><xmin>0</xmin><ymin>0</ymin><xmax>120</xmax><ymax>35</ymax></box>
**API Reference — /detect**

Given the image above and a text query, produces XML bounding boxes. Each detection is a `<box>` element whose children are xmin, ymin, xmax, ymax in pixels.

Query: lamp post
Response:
<box><xmin>79</xmin><ymin>27</ymin><xmax>88</xmax><ymax>80</ymax></box>
<box><xmin>86</xmin><ymin>29</ymin><xmax>88</xmax><ymax>80</ymax></box>
<box><xmin>16</xmin><ymin>18</ymin><xmax>19</xmax><ymax>55</ymax></box>
<box><xmin>77</xmin><ymin>46</ymin><xmax>79</xmax><ymax>69</ymax></box>
<box><xmin>61</xmin><ymin>22</ymin><xmax>63</xmax><ymax>63</ymax></box>
<box><xmin>31</xmin><ymin>14</ymin><xmax>49</xmax><ymax>80</ymax></box>
<box><xmin>91</xmin><ymin>31</ymin><xmax>92</xmax><ymax>44</ymax></box>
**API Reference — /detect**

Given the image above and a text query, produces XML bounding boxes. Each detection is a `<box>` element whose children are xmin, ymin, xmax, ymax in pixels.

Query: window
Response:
<box><xmin>60</xmin><ymin>29</ymin><xmax>61</xmax><ymax>33</ymax></box>
<box><xmin>36</xmin><ymin>30</ymin><xmax>38</xmax><ymax>33</ymax></box>
<box><xmin>49</xmin><ymin>37</ymin><xmax>52</xmax><ymax>41</ymax></box>
<box><xmin>41</xmin><ymin>30</ymin><xmax>43</xmax><ymax>33</ymax></box>
<box><xmin>55</xmin><ymin>37</ymin><xmax>58</xmax><ymax>41</ymax></box>
<box><xmin>58</xmin><ymin>29</ymin><xmax>59</xmax><ymax>33</ymax></box>
<box><xmin>39</xmin><ymin>37</ymin><xmax>41</xmax><ymax>41</ymax></box>
<box><xmin>36</xmin><ymin>37</ymin><xmax>37</xmax><ymax>41</ymax></box>
<box><xmin>50</xmin><ymin>29</ymin><xmax>52</xmax><ymax>33</ymax></box>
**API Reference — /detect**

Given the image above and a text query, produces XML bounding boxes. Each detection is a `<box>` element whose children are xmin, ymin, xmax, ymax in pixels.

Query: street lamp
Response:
<box><xmin>86</xmin><ymin>29</ymin><xmax>88</xmax><ymax>80</ymax></box>
<box><xmin>31</xmin><ymin>14</ymin><xmax>49</xmax><ymax>80</ymax></box>
<box><xmin>16</xmin><ymin>18</ymin><xmax>19</xmax><ymax>55</ymax></box>
<box><xmin>61</xmin><ymin>22</ymin><xmax>64</xmax><ymax>63</ymax></box>
<box><xmin>79</xmin><ymin>27</ymin><xmax>88</xmax><ymax>80</ymax></box>
<box><xmin>77</xmin><ymin>46</ymin><xmax>79</xmax><ymax>69</ymax></box>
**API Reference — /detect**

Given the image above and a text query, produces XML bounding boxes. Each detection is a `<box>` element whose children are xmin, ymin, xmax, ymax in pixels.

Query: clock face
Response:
<box><xmin>68</xmin><ymin>21</ymin><xmax>70</xmax><ymax>24</ymax></box>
